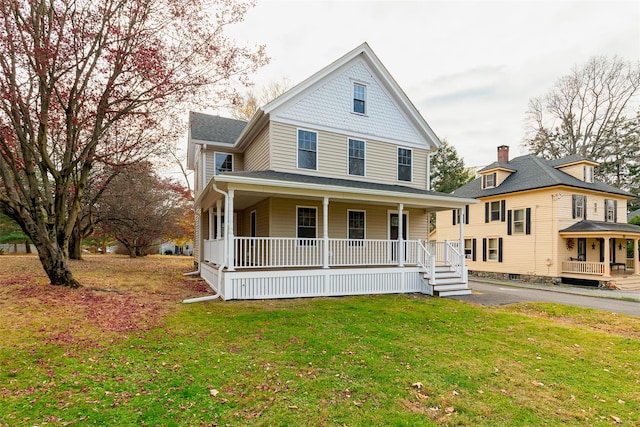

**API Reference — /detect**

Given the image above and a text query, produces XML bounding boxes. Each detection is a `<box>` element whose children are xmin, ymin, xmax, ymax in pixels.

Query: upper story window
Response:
<box><xmin>584</xmin><ymin>166</ymin><xmax>594</xmax><ymax>183</ymax></box>
<box><xmin>605</xmin><ymin>199</ymin><xmax>617</xmax><ymax>222</ymax></box>
<box><xmin>297</xmin><ymin>129</ymin><xmax>317</xmax><ymax>170</ymax></box>
<box><xmin>214</xmin><ymin>152</ymin><xmax>233</xmax><ymax>175</ymax></box>
<box><xmin>482</xmin><ymin>172</ymin><xmax>496</xmax><ymax>189</ymax></box>
<box><xmin>513</xmin><ymin>209</ymin><xmax>525</xmax><ymax>234</ymax></box>
<box><xmin>353</xmin><ymin>83</ymin><xmax>366</xmax><ymax>114</ymax></box>
<box><xmin>572</xmin><ymin>195</ymin><xmax>586</xmax><ymax>219</ymax></box>
<box><xmin>490</xmin><ymin>201</ymin><xmax>501</xmax><ymax>221</ymax></box>
<box><xmin>348</xmin><ymin>138</ymin><xmax>365</xmax><ymax>176</ymax></box>
<box><xmin>397</xmin><ymin>147</ymin><xmax>412</xmax><ymax>182</ymax></box>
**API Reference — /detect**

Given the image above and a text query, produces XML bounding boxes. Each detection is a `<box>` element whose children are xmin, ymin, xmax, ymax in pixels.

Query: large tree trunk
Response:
<box><xmin>68</xmin><ymin>221</ymin><xmax>83</xmax><ymax>260</ymax></box>
<box><xmin>36</xmin><ymin>242</ymin><xmax>81</xmax><ymax>288</ymax></box>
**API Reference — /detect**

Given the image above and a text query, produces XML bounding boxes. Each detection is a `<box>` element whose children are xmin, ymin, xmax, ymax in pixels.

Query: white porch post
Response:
<box><xmin>227</xmin><ymin>189</ymin><xmax>235</xmax><ymax>271</ymax></box>
<box><xmin>459</xmin><ymin>207</ymin><xmax>465</xmax><ymax>256</ymax></box>
<box><xmin>208</xmin><ymin>207</ymin><xmax>214</xmax><ymax>240</ymax></box>
<box><xmin>636</xmin><ymin>239</ymin><xmax>640</xmax><ymax>275</ymax></box>
<box><xmin>603</xmin><ymin>238</ymin><xmax>610</xmax><ymax>277</ymax></box>
<box><xmin>398</xmin><ymin>203</ymin><xmax>404</xmax><ymax>267</ymax></box>
<box><xmin>216</xmin><ymin>199</ymin><xmax>222</xmax><ymax>239</ymax></box>
<box><xmin>323</xmin><ymin>197</ymin><xmax>329</xmax><ymax>269</ymax></box>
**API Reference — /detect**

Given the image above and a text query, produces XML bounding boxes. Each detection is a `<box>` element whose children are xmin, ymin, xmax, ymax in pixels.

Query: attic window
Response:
<box><xmin>482</xmin><ymin>172</ymin><xmax>496</xmax><ymax>189</ymax></box>
<box><xmin>584</xmin><ymin>165</ymin><xmax>593</xmax><ymax>183</ymax></box>
<box><xmin>353</xmin><ymin>83</ymin><xmax>366</xmax><ymax>114</ymax></box>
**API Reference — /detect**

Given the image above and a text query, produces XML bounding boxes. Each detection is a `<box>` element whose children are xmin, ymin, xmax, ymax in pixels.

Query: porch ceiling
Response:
<box><xmin>208</xmin><ymin>170</ymin><xmax>477</xmax><ymax>211</ymax></box>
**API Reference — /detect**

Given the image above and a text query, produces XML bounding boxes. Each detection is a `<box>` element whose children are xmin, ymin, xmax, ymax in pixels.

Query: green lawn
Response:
<box><xmin>0</xmin><ymin>255</ymin><xmax>638</xmax><ymax>426</ymax></box>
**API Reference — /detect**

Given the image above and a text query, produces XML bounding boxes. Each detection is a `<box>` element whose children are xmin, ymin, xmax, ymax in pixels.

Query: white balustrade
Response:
<box><xmin>561</xmin><ymin>260</ymin><xmax>605</xmax><ymax>275</ymax></box>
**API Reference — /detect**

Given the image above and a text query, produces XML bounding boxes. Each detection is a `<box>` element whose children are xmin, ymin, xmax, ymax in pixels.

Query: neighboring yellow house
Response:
<box><xmin>435</xmin><ymin>146</ymin><xmax>640</xmax><ymax>290</ymax></box>
<box><xmin>186</xmin><ymin>43</ymin><xmax>478</xmax><ymax>300</ymax></box>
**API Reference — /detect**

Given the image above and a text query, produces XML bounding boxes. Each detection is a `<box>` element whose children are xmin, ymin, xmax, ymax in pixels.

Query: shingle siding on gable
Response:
<box><xmin>273</xmin><ymin>61</ymin><xmax>424</xmax><ymax>148</ymax></box>
<box><xmin>269</xmin><ymin>121</ymin><xmax>427</xmax><ymax>190</ymax></box>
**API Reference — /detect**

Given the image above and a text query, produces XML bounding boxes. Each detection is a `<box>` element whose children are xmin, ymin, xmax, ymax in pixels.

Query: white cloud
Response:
<box><xmin>223</xmin><ymin>0</ymin><xmax>640</xmax><ymax>167</ymax></box>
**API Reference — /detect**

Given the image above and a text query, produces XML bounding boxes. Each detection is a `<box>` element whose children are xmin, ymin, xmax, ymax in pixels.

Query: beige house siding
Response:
<box><xmin>436</xmin><ymin>187</ymin><xmax>631</xmax><ymax>278</ymax></box>
<box><xmin>270</xmin><ymin>121</ymin><xmax>428</xmax><ymax>190</ymax></box>
<box><xmin>244</xmin><ymin>126</ymin><xmax>270</xmax><ymax>171</ymax></box>
<box><xmin>239</xmin><ymin>198</ymin><xmax>270</xmax><ymax>237</ymax></box>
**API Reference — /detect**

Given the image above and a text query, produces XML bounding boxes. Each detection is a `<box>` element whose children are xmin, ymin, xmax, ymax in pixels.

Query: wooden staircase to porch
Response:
<box><xmin>609</xmin><ymin>274</ymin><xmax>640</xmax><ymax>292</ymax></box>
<box><xmin>425</xmin><ymin>265</ymin><xmax>471</xmax><ymax>297</ymax></box>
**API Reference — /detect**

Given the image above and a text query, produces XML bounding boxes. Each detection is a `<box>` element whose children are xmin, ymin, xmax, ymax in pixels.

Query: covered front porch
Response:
<box><xmin>195</xmin><ymin>171</ymin><xmax>477</xmax><ymax>300</ymax></box>
<box><xmin>559</xmin><ymin>220</ymin><xmax>640</xmax><ymax>289</ymax></box>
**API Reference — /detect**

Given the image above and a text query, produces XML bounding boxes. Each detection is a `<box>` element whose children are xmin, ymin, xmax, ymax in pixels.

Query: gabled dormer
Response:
<box><xmin>478</xmin><ymin>145</ymin><xmax>515</xmax><ymax>189</ymax></box>
<box><xmin>549</xmin><ymin>155</ymin><xmax>598</xmax><ymax>183</ymax></box>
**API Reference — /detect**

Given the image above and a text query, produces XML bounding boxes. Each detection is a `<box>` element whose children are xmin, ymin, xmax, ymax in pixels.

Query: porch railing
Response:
<box><xmin>561</xmin><ymin>260</ymin><xmax>605</xmax><ymax>275</ymax></box>
<box><xmin>207</xmin><ymin>237</ymin><xmax>466</xmax><ymax>276</ymax></box>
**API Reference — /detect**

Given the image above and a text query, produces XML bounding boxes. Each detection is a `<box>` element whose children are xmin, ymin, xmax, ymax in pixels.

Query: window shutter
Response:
<box><xmin>572</xmin><ymin>196</ymin><xmax>576</xmax><ymax>219</ymax></box>
<box><xmin>472</xmin><ymin>238</ymin><xmax>477</xmax><ymax>261</ymax></box>
<box><xmin>507</xmin><ymin>210</ymin><xmax>512</xmax><ymax>235</ymax></box>
<box><xmin>526</xmin><ymin>208</ymin><xmax>531</xmax><ymax>235</ymax></box>
<box><xmin>500</xmin><ymin>200</ymin><xmax>506</xmax><ymax>222</ymax></box>
<box><xmin>614</xmin><ymin>200</ymin><xmax>618</xmax><ymax>222</ymax></box>
<box><xmin>482</xmin><ymin>175</ymin><xmax>486</xmax><ymax>189</ymax></box>
<box><xmin>498</xmin><ymin>238</ymin><xmax>503</xmax><ymax>262</ymax></box>
<box><xmin>482</xmin><ymin>238</ymin><xmax>487</xmax><ymax>261</ymax></box>
<box><xmin>452</xmin><ymin>209</ymin><xmax>457</xmax><ymax>225</ymax></box>
<box><xmin>485</xmin><ymin>202</ymin><xmax>489</xmax><ymax>223</ymax></box>
<box><xmin>584</xmin><ymin>196</ymin><xmax>587</xmax><ymax>220</ymax></box>
<box><xmin>465</xmin><ymin>205</ymin><xmax>469</xmax><ymax>224</ymax></box>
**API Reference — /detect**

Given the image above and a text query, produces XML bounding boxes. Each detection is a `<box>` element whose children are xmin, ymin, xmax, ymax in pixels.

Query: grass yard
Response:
<box><xmin>1</xmin><ymin>255</ymin><xmax>639</xmax><ymax>426</ymax></box>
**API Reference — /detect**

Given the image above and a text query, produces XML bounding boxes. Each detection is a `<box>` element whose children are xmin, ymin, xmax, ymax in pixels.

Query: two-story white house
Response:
<box><xmin>187</xmin><ymin>43</ymin><xmax>477</xmax><ymax>300</ymax></box>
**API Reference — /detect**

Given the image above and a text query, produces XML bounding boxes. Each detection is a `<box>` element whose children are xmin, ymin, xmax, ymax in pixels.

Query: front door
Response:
<box><xmin>389</xmin><ymin>213</ymin><xmax>407</xmax><ymax>261</ymax></box>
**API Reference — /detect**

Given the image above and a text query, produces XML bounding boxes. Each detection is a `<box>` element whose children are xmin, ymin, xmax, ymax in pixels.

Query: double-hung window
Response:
<box><xmin>513</xmin><ymin>209</ymin><xmax>525</xmax><ymax>234</ymax></box>
<box><xmin>488</xmin><ymin>238</ymin><xmax>498</xmax><ymax>260</ymax></box>
<box><xmin>605</xmin><ymin>199</ymin><xmax>616</xmax><ymax>222</ymax></box>
<box><xmin>397</xmin><ymin>147</ymin><xmax>412</xmax><ymax>182</ymax></box>
<box><xmin>482</xmin><ymin>172</ymin><xmax>496</xmax><ymax>189</ymax></box>
<box><xmin>353</xmin><ymin>83</ymin><xmax>366</xmax><ymax>114</ymax></box>
<box><xmin>214</xmin><ymin>153</ymin><xmax>233</xmax><ymax>175</ymax></box>
<box><xmin>490</xmin><ymin>201</ymin><xmax>501</xmax><ymax>221</ymax></box>
<box><xmin>297</xmin><ymin>129</ymin><xmax>317</xmax><ymax>170</ymax></box>
<box><xmin>348</xmin><ymin>210</ymin><xmax>365</xmax><ymax>245</ymax></box>
<box><xmin>572</xmin><ymin>195</ymin><xmax>585</xmax><ymax>219</ymax></box>
<box><xmin>348</xmin><ymin>138</ymin><xmax>365</xmax><ymax>176</ymax></box>
<box><xmin>297</xmin><ymin>207</ymin><xmax>317</xmax><ymax>244</ymax></box>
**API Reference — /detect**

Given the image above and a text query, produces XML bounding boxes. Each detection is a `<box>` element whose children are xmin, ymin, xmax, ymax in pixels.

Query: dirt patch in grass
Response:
<box><xmin>0</xmin><ymin>255</ymin><xmax>211</xmax><ymax>347</ymax></box>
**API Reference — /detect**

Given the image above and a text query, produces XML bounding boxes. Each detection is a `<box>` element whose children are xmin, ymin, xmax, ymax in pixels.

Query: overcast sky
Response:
<box><xmin>218</xmin><ymin>0</ymin><xmax>639</xmax><ymax>169</ymax></box>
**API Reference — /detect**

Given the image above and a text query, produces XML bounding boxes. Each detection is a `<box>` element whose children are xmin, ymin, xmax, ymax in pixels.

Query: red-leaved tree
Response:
<box><xmin>0</xmin><ymin>0</ymin><xmax>268</xmax><ymax>287</ymax></box>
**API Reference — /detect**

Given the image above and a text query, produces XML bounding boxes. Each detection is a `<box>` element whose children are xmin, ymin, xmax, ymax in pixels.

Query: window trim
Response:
<box><xmin>296</xmin><ymin>206</ymin><xmax>318</xmax><ymax>245</ymax></box>
<box><xmin>347</xmin><ymin>209</ymin><xmax>366</xmax><ymax>246</ymax></box>
<box><xmin>397</xmin><ymin>147</ymin><xmax>413</xmax><ymax>182</ymax></box>
<box><xmin>296</xmin><ymin>128</ymin><xmax>318</xmax><ymax>171</ymax></box>
<box><xmin>347</xmin><ymin>138</ymin><xmax>366</xmax><ymax>177</ymax></box>
<box><xmin>490</xmin><ymin>201</ymin><xmax>501</xmax><ymax>222</ymax></box>
<box><xmin>512</xmin><ymin>208</ymin><xmax>525</xmax><ymax>234</ymax></box>
<box><xmin>353</xmin><ymin>82</ymin><xmax>367</xmax><ymax>115</ymax></box>
<box><xmin>604</xmin><ymin>199</ymin><xmax>617</xmax><ymax>223</ymax></box>
<box><xmin>487</xmin><ymin>237</ymin><xmax>499</xmax><ymax>261</ymax></box>
<box><xmin>464</xmin><ymin>238</ymin><xmax>473</xmax><ymax>260</ymax></box>
<box><xmin>482</xmin><ymin>172</ymin><xmax>496</xmax><ymax>189</ymax></box>
<box><xmin>214</xmin><ymin>152</ymin><xmax>234</xmax><ymax>175</ymax></box>
<box><xmin>572</xmin><ymin>194</ymin><xmax>585</xmax><ymax>219</ymax></box>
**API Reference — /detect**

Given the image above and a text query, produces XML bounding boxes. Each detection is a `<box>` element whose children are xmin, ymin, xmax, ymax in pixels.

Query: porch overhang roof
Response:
<box><xmin>559</xmin><ymin>220</ymin><xmax>640</xmax><ymax>238</ymax></box>
<box><xmin>199</xmin><ymin>170</ymin><xmax>477</xmax><ymax>211</ymax></box>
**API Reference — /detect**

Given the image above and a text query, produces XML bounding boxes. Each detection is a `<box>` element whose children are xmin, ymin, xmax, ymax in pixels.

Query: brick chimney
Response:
<box><xmin>497</xmin><ymin>145</ymin><xmax>509</xmax><ymax>163</ymax></box>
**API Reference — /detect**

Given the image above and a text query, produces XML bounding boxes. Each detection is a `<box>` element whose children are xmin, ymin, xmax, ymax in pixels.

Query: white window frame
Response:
<box><xmin>464</xmin><ymin>238</ymin><xmax>473</xmax><ymax>259</ymax></box>
<box><xmin>572</xmin><ymin>195</ymin><xmax>585</xmax><ymax>219</ymax></box>
<box><xmin>488</xmin><ymin>237</ymin><xmax>499</xmax><ymax>261</ymax></box>
<box><xmin>347</xmin><ymin>209</ymin><xmax>366</xmax><ymax>246</ymax></box>
<box><xmin>296</xmin><ymin>129</ymin><xmax>318</xmax><ymax>171</ymax></box>
<box><xmin>483</xmin><ymin>172</ymin><xmax>496</xmax><ymax>189</ymax></box>
<box><xmin>296</xmin><ymin>206</ymin><xmax>317</xmax><ymax>245</ymax></box>
<box><xmin>605</xmin><ymin>199</ymin><xmax>615</xmax><ymax>222</ymax></box>
<box><xmin>353</xmin><ymin>82</ymin><xmax>367</xmax><ymax>115</ymax></box>
<box><xmin>397</xmin><ymin>147</ymin><xmax>413</xmax><ymax>182</ymax></box>
<box><xmin>214</xmin><ymin>152</ymin><xmax>234</xmax><ymax>175</ymax></box>
<box><xmin>513</xmin><ymin>208</ymin><xmax>525</xmax><ymax>234</ymax></box>
<box><xmin>347</xmin><ymin>138</ymin><xmax>366</xmax><ymax>177</ymax></box>
<box><xmin>490</xmin><ymin>201</ymin><xmax>501</xmax><ymax>222</ymax></box>
<box><xmin>584</xmin><ymin>165</ymin><xmax>594</xmax><ymax>183</ymax></box>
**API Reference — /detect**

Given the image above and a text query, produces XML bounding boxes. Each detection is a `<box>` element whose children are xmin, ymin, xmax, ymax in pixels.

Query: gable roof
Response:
<box><xmin>260</xmin><ymin>42</ymin><xmax>441</xmax><ymax>150</ymax></box>
<box><xmin>453</xmin><ymin>154</ymin><xmax>633</xmax><ymax>199</ymax></box>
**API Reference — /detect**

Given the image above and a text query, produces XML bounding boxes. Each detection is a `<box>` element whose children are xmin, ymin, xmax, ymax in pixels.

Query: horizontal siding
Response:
<box><xmin>244</xmin><ymin>126</ymin><xmax>270</xmax><ymax>171</ymax></box>
<box><xmin>270</xmin><ymin>122</ymin><xmax>428</xmax><ymax>190</ymax></box>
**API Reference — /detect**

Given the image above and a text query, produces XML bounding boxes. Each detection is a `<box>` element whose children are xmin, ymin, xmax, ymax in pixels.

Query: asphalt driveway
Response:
<box><xmin>448</xmin><ymin>280</ymin><xmax>640</xmax><ymax>317</ymax></box>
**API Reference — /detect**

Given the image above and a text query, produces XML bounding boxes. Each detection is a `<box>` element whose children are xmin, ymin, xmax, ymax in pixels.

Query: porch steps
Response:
<box><xmin>425</xmin><ymin>265</ymin><xmax>471</xmax><ymax>297</ymax></box>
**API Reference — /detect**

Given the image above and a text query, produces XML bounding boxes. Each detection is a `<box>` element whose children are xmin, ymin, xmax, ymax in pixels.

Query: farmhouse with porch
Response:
<box><xmin>435</xmin><ymin>146</ymin><xmax>640</xmax><ymax>291</ymax></box>
<box><xmin>186</xmin><ymin>43</ymin><xmax>478</xmax><ymax>300</ymax></box>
